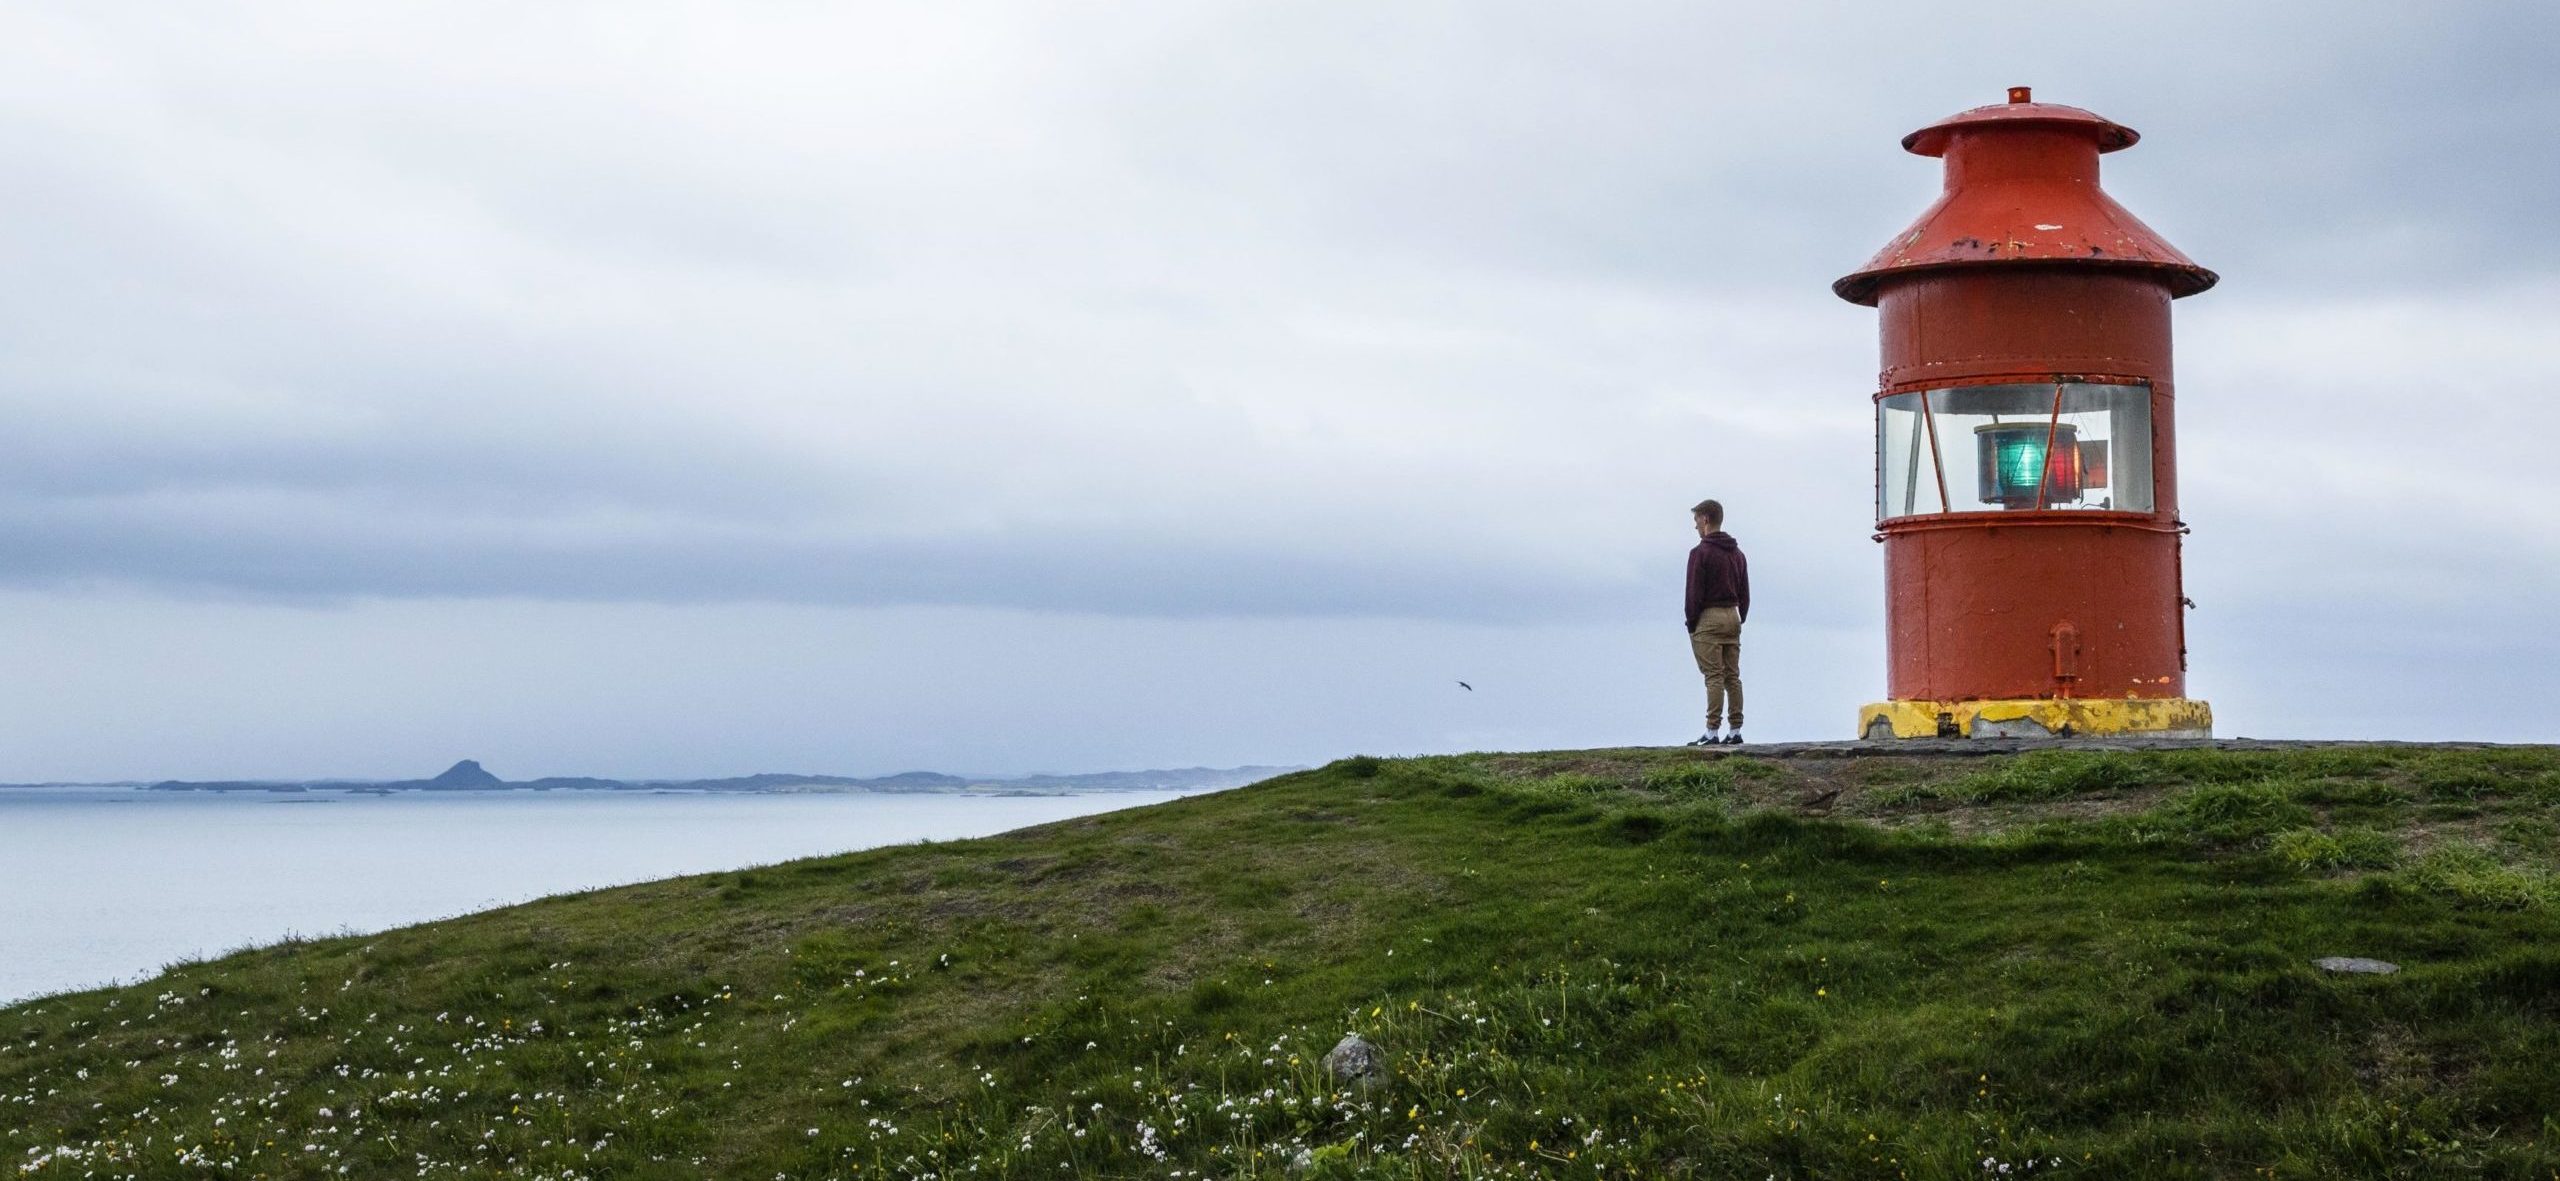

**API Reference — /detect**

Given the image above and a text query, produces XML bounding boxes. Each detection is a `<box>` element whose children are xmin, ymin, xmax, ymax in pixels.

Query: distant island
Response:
<box><xmin>137</xmin><ymin>759</ymin><xmax>1298</xmax><ymax>795</ymax></box>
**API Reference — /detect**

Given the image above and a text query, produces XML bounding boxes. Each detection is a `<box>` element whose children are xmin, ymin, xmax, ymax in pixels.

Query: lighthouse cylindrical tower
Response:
<box><xmin>1838</xmin><ymin>87</ymin><xmax>2214</xmax><ymax>741</ymax></box>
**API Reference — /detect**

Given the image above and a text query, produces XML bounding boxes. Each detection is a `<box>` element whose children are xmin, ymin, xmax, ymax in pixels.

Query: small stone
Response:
<box><xmin>1321</xmin><ymin>1034</ymin><xmax>1387</xmax><ymax>1088</ymax></box>
<box><xmin>2313</xmin><ymin>957</ymin><xmax>2400</xmax><ymax>975</ymax></box>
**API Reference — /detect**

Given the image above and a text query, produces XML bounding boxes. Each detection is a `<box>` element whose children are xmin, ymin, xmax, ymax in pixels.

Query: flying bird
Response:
<box><xmin>1456</xmin><ymin>681</ymin><xmax>1473</xmax><ymax>691</ymax></box>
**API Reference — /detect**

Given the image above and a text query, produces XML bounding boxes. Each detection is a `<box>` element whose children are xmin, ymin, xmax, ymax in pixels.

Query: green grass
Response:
<box><xmin>8</xmin><ymin>744</ymin><xmax>2560</xmax><ymax>1178</ymax></box>
<box><xmin>2272</xmin><ymin>827</ymin><xmax>2402</xmax><ymax>872</ymax></box>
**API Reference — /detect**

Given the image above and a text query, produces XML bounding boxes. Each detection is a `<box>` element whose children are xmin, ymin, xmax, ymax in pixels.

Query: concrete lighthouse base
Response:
<box><xmin>1859</xmin><ymin>698</ymin><xmax>2213</xmax><ymax>741</ymax></box>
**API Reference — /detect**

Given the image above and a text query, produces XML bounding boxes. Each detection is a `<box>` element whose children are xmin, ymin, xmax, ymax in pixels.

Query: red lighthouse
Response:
<box><xmin>1840</xmin><ymin>88</ymin><xmax>2214</xmax><ymax>740</ymax></box>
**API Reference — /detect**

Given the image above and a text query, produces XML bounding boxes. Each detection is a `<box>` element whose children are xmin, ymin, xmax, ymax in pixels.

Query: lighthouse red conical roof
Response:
<box><xmin>1833</xmin><ymin>87</ymin><xmax>2216</xmax><ymax>306</ymax></box>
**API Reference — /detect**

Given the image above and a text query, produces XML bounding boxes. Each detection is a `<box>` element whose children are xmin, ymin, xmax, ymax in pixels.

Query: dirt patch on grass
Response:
<box><xmin>1850</xmin><ymin>785</ymin><xmax>2185</xmax><ymax>835</ymax></box>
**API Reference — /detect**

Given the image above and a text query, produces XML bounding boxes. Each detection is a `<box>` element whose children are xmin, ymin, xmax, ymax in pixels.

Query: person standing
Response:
<box><xmin>1684</xmin><ymin>499</ymin><xmax>1749</xmax><ymax>745</ymax></box>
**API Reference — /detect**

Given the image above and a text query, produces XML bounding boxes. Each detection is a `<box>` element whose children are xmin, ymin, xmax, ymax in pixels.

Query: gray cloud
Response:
<box><xmin>3</xmin><ymin>4</ymin><xmax>2542</xmax><ymax>617</ymax></box>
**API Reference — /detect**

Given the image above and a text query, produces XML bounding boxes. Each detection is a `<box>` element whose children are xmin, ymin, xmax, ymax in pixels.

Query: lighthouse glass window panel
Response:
<box><xmin>2047</xmin><ymin>382</ymin><xmax>2153</xmax><ymax>512</ymax></box>
<box><xmin>1884</xmin><ymin>382</ymin><xmax>2153</xmax><ymax>516</ymax></box>
<box><xmin>1877</xmin><ymin>393</ymin><xmax>1942</xmax><ymax>517</ymax></box>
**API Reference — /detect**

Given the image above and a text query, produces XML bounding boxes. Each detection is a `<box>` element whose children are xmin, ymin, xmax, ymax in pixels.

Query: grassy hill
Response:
<box><xmin>9</xmin><ymin>744</ymin><xmax>2560</xmax><ymax>1179</ymax></box>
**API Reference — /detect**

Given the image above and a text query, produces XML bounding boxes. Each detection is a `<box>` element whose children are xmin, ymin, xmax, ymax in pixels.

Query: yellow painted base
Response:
<box><xmin>1858</xmin><ymin>697</ymin><xmax>2213</xmax><ymax>741</ymax></box>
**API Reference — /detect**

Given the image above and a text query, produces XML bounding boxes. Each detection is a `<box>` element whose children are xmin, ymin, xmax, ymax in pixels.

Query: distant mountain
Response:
<box><xmin>999</xmin><ymin>766</ymin><xmax>1303</xmax><ymax>791</ymax></box>
<box><xmin>428</xmin><ymin>760</ymin><xmax>503</xmax><ymax>789</ymax></box>
<box><xmin>145</xmin><ymin>762</ymin><xmax>1295</xmax><ymax>794</ymax></box>
<box><xmin>867</xmin><ymin>771</ymin><xmax>971</xmax><ymax>787</ymax></box>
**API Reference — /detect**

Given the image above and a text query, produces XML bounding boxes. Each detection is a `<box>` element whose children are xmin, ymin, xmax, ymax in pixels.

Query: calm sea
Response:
<box><xmin>0</xmin><ymin>785</ymin><xmax>1206</xmax><ymax>1005</ymax></box>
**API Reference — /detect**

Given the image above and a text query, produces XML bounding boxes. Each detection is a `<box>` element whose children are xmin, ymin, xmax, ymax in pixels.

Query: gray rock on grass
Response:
<box><xmin>2313</xmin><ymin>956</ymin><xmax>2401</xmax><ymax>975</ymax></box>
<box><xmin>1322</xmin><ymin>1034</ymin><xmax>1387</xmax><ymax>1088</ymax></box>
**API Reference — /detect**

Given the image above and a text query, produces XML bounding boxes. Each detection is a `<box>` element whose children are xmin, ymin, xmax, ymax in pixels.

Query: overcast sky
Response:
<box><xmin>0</xmin><ymin>2</ymin><xmax>2551</xmax><ymax>780</ymax></box>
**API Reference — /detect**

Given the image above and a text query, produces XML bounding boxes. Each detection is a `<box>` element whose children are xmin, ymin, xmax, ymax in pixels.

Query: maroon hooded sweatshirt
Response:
<box><xmin>1684</xmin><ymin>532</ymin><xmax>1749</xmax><ymax>632</ymax></box>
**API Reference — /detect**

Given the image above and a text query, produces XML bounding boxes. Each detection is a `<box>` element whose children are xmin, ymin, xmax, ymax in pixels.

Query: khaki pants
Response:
<box><xmin>1690</xmin><ymin>607</ymin><xmax>1743</xmax><ymax>731</ymax></box>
